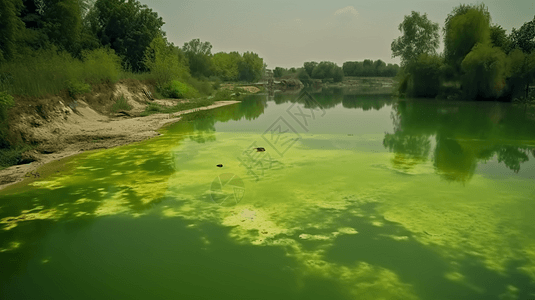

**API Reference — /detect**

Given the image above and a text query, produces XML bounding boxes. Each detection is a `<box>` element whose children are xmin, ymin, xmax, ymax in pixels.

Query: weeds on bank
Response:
<box><xmin>0</xmin><ymin>145</ymin><xmax>36</xmax><ymax>170</ymax></box>
<box><xmin>111</xmin><ymin>95</ymin><xmax>133</xmax><ymax>112</ymax></box>
<box><xmin>140</xmin><ymin>98</ymin><xmax>215</xmax><ymax>116</ymax></box>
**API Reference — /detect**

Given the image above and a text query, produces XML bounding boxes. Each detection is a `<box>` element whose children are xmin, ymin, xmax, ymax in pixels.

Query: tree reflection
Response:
<box><xmin>384</xmin><ymin>100</ymin><xmax>535</xmax><ymax>182</ymax></box>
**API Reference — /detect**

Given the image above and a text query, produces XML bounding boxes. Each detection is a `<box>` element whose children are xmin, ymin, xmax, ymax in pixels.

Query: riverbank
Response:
<box><xmin>0</xmin><ymin>79</ymin><xmax>247</xmax><ymax>191</ymax></box>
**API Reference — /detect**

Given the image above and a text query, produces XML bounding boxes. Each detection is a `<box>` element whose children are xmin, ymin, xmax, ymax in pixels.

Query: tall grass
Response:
<box><xmin>0</xmin><ymin>46</ymin><xmax>121</xmax><ymax>97</ymax></box>
<box><xmin>111</xmin><ymin>95</ymin><xmax>133</xmax><ymax>112</ymax></box>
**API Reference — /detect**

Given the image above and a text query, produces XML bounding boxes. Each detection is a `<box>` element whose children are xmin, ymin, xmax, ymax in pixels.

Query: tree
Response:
<box><xmin>406</xmin><ymin>53</ymin><xmax>443</xmax><ymax>97</ymax></box>
<box><xmin>391</xmin><ymin>11</ymin><xmax>440</xmax><ymax>66</ymax></box>
<box><xmin>238</xmin><ymin>52</ymin><xmax>263</xmax><ymax>82</ymax></box>
<box><xmin>461</xmin><ymin>43</ymin><xmax>508</xmax><ymax>99</ymax></box>
<box><xmin>490</xmin><ymin>24</ymin><xmax>510</xmax><ymax>53</ymax></box>
<box><xmin>144</xmin><ymin>35</ymin><xmax>188</xmax><ymax>84</ymax></box>
<box><xmin>43</xmin><ymin>0</ymin><xmax>83</xmax><ymax>54</ymax></box>
<box><xmin>304</xmin><ymin>61</ymin><xmax>317</xmax><ymax>77</ymax></box>
<box><xmin>182</xmin><ymin>38</ymin><xmax>213</xmax><ymax>78</ymax></box>
<box><xmin>443</xmin><ymin>4</ymin><xmax>491</xmax><ymax>71</ymax></box>
<box><xmin>510</xmin><ymin>15</ymin><xmax>535</xmax><ymax>54</ymax></box>
<box><xmin>0</xmin><ymin>0</ymin><xmax>25</xmax><ymax>61</ymax></box>
<box><xmin>88</xmin><ymin>0</ymin><xmax>164</xmax><ymax>72</ymax></box>
<box><xmin>211</xmin><ymin>52</ymin><xmax>240</xmax><ymax>81</ymax></box>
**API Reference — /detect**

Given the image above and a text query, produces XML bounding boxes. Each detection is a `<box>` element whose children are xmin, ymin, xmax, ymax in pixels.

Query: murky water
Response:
<box><xmin>1</xmin><ymin>89</ymin><xmax>535</xmax><ymax>299</ymax></box>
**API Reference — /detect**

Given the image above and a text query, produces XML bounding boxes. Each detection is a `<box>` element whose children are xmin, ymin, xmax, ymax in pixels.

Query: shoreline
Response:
<box><xmin>0</xmin><ymin>100</ymin><xmax>240</xmax><ymax>192</ymax></box>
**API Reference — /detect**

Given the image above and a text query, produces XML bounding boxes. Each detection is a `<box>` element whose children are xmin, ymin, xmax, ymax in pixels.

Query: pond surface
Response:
<box><xmin>1</xmin><ymin>89</ymin><xmax>535</xmax><ymax>299</ymax></box>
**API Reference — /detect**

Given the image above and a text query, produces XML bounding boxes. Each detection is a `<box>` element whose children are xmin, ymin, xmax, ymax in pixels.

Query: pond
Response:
<box><xmin>1</xmin><ymin>88</ymin><xmax>535</xmax><ymax>299</ymax></box>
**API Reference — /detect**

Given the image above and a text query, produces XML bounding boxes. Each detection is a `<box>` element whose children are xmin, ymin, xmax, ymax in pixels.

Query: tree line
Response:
<box><xmin>271</xmin><ymin>59</ymin><xmax>400</xmax><ymax>86</ymax></box>
<box><xmin>391</xmin><ymin>4</ymin><xmax>535</xmax><ymax>101</ymax></box>
<box><xmin>0</xmin><ymin>0</ymin><xmax>264</xmax><ymax>154</ymax></box>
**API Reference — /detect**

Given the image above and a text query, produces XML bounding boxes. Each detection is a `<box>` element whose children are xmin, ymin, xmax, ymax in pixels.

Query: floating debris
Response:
<box><xmin>216</xmin><ymin>164</ymin><xmax>223</xmax><ymax>167</ymax></box>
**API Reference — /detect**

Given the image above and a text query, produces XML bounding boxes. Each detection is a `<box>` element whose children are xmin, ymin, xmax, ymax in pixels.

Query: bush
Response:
<box><xmin>461</xmin><ymin>43</ymin><xmax>507</xmax><ymax>99</ymax></box>
<box><xmin>186</xmin><ymin>77</ymin><xmax>213</xmax><ymax>96</ymax></box>
<box><xmin>406</xmin><ymin>53</ymin><xmax>443</xmax><ymax>97</ymax></box>
<box><xmin>67</xmin><ymin>80</ymin><xmax>91</xmax><ymax>98</ymax></box>
<box><xmin>111</xmin><ymin>95</ymin><xmax>133</xmax><ymax>112</ymax></box>
<box><xmin>158</xmin><ymin>80</ymin><xmax>200</xmax><ymax>99</ymax></box>
<box><xmin>213</xmin><ymin>89</ymin><xmax>233</xmax><ymax>101</ymax></box>
<box><xmin>0</xmin><ymin>91</ymin><xmax>15</xmax><ymax>148</ymax></box>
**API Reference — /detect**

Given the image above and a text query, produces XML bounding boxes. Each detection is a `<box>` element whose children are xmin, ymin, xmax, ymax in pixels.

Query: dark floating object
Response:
<box><xmin>254</xmin><ymin>147</ymin><xmax>266</xmax><ymax>152</ymax></box>
<box><xmin>217</xmin><ymin>164</ymin><xmax>223</xmax><ymax>167</ymax></box>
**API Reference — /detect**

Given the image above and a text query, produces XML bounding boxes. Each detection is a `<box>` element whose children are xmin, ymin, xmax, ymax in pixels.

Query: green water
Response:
<box><xmin>1</xmin><ymin>89</ymin><xmax>535</xmax><ymax>299</ymax></box>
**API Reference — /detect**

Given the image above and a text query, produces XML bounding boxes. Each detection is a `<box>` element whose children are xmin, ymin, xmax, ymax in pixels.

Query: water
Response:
<box><xmin>1</xmin><ymin>89</ymin><xmax>535</xmax><ymax>299</ymax></box>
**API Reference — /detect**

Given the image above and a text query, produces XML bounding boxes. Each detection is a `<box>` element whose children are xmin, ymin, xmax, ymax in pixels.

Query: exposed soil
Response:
<box><xmin>0</xmin><ymin>79</ymin><xmax>242</xmax><ymax>191</ymax></box>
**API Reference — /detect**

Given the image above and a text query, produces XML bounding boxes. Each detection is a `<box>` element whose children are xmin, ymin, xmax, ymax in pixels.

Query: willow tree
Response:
<box><xmin>391</xmin><ymin>11</ymin><xmax>440</xmax><ymax>66</ymax></box>
<box><xmin>443</xmin><ymin>4</ymin><xmax>491</xmax><ymax>73</ymax></box>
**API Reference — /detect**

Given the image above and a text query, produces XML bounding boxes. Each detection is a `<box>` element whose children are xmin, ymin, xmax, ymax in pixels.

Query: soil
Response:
<box><xmin>0</xmin><ymin>79</ymin><xmax>243</xmax><ymax>191</ymax></box>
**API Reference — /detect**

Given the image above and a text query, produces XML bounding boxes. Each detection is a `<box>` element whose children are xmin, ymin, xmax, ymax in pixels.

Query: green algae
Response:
<box><xmin>1</xmin><ymin>93</ymin><xmax>535</xmax><ymax>299</ymax></box>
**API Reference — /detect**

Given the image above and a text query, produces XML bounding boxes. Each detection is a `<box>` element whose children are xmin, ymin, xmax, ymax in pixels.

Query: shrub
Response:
<box><xmin>0</xmin><ymin>91</ymin><xmax>15</xmax><ymax>148</ymax></box>
<box><xmin>461</xmin><ymin>43</ymin><xmax>507</xmax><ymax>99</ymax></box>
<box><xmin>67</xmin><ymin>80</ymin><xmax>91</xmax><ymax>98</ymax></box>
<box><xmin>111</xmin><ymin>95</ymin><xmax>133</xmax><ymax>112</ymax></box>
<box><xmin>406</xmin><ymin>53</ymin><xmax>443</xmax><ymax>97</ymax></box>
<box><xmin>158</xmin><ymin>80</ymin><xmax>200</xmax><ymax>99</ymax></box>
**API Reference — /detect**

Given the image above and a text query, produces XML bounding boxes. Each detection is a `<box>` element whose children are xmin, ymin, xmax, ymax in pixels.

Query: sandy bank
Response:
<box><xmin>0</xmin><ymin>81</ymin><xmax>241</xmax><ymax>191</ymax></box>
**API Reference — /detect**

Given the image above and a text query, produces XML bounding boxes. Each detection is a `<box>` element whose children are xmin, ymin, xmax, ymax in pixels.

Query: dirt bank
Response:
<box><xmin>0</xmin><ymin>79</ymin><xmax>242</xmax><ymax>191</ymax></box>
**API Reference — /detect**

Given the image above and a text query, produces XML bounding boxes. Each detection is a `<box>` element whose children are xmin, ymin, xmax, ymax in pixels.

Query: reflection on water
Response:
<box><xmin>1</xmin><ymin>89</ymin><xmax>535</xmax><ymax>299</ymax></box>
<box><xmin>384</xmin><ymin>100</ymin><xmax>535</xmax><ymax>182</ymax></box>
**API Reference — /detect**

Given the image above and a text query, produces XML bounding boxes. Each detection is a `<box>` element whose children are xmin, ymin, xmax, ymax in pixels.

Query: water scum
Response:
<box><xmin>1</xmin><ymin>112</ymin><xmax>535</xmax><ymax>298</ymax></box>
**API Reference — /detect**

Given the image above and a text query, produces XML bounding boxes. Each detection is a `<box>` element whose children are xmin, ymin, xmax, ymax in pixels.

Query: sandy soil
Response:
<box><xmin>0</xmin><ymin>79</ymin><xmax>242</xmax><ymax>191</ymax></box>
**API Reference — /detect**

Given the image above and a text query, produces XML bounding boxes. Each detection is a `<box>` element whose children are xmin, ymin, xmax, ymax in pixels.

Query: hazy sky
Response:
<box><xmin>141</xmin><ymin>0</ymin><xmax>534</xmax><ymax>69</ymax></box>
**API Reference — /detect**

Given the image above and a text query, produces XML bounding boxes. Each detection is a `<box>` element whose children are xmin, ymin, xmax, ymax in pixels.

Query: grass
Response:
<box><xmin>140</xmin><ymin>98</ymin><xmax>215</xmax><ymax>116</ymax></box>
<box><xmin>0</xmin><ymin>47</ymin><xmax>121</xmax><ymax>97</ymax></box>
<box><xmin>111</xmin><ymin>95</ymin><xmax>133</xmax><ymax>112</ymax></box>
<box><xmin>0</xmin><ymin>145</ymin><xmax>36</xmax><ymax>170</ymax></box>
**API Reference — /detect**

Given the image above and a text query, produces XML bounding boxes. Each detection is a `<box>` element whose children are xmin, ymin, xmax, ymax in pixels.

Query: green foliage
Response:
<box><xmin>186</xmin><ymin>77</ymin><xmax>213</xmax><ymax>96</ymax></box>
<box><xmin>183</xmin><ymin>38</ymin><xmax>213</xmax><ymax>78</ymax></box>
<box><xmin>304</xmin><ymin>62</ymin><xmax>318</xmax><ymax>77</ymax></box>
<box><xmin>81</xmin><ymin>47</ymin><xmax>121</xmax><ymax>83</ymax></box>
<box><xmin>211</xmin><ymin>52</ymin><xmax>240</xmax><ymax>81</ymax></box>
<box><xmin>0</xmin><ymin>91</ymin><xmax>14</xmax><ymax>108</ymax></box>
<box><xmin>88</xmin><ymin>0</ymin><xmax>164</xmax><ymax>72</ymax></box>
<box><xmin>510</xmin><ymin>15</ymin><xmax>535</xmax><ymax>54</ymax></box>
<box><xmin>67</xmin><ymin>80</ymin><xmax>91</xmax><ymax>98</ymax></box>
<box><xmin>43</xmin><ymin>0</ymin><xmax>83</xmax><ymax>54</ymax></box>
<box><xmin>140</xmin><ymin>97</ymin><xmax>214</xmax><ymax>116</ymax></box>
<box><xmin>0</xmin><ymin>46</ymin><xmax>121</xmax><ymax>96</ymax></box>
<box><xmin>111</xmin><ymin>95</ymin><xmax>132</xmax><ymax>112</ymax></box>
<box><xmin>238</xmin><ymin>52</ymin><xmax>264</xmax><ymax>82</ymax></box>
<box><xmin>0</xmin><ymin>0</ymin><xmax>25</xmax><ymax>61</ymax></box>
<box><xmin>311</xmin><ymin>61</ymin><xmax>343</xmax><ymax>81</ymax></box>
<box><xmin>213</xmin><ymin>89</ymin><xmax>233</xmax><ymax>101</ymax></box>
<box><xmin>0</xmin><ymin>91</ymin><xmax>15</xmax><ymax>149</ymax></box>
<box><xmin>461</xmin><ymin>43</ymin><xmax>508</xmax><ymax>99</ymax></box>
<box><xmin>343</xmin><ymin>60</ymin><xmax>399</xmax><ymax>77</ymax></box>
<box><xmin>391</xmin><ymin>11</ymin><xmax>440</xmax><ymax>66</ymax></box>
<box><xmin>490</xmin><ymin>24</ymin><xmax>511</xmax><ymax>52</ymax></box>
<box><xmin>444</xmin><ymin>4</ymin><xmax>491</xmax><ymax>71</ymax></box>
<box><xmin>405</xmin><ymin>53</ymin><xmax>443</xmax><ymax>97</ymax></box>
<box><xmin>158</xmin><ymin>80</ymin><xmax>200</xmax><ymax>99</ymax></box>
<box><xmin>144</xmin><ymin>35</ymin><xmax>189</xmax><ymax>85</ymax></box>
<box><xmin>297</xmin><ymin>68</ymin><xmax>311</xmax><ymax>85</ymax></box>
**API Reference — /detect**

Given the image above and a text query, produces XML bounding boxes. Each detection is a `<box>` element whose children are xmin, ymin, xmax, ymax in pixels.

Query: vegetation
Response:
<box><xmin>392</xmin><ymin>4</ymin><xmax>535</xmax><ymax>101</ymax></box>
<box><xmin>111</xmin><ymin>95</ymin><xmax>132</xmax><ymax>113</ymax></box>
<box><xmin>0</xmin><ymin>0</ymin><xmax>266</xmax><ymax>170</ymax></box>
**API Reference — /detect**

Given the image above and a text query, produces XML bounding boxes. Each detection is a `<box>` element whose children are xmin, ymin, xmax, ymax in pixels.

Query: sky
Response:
<box><xmin>140</xmin><ymin>0</ymin><xmax>535</xmax><ymax>69</ymax></box>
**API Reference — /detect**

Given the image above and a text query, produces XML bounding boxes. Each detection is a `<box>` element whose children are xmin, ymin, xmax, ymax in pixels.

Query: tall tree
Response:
<box><xmin>0</xmin><ymin>0</ymin><xmax>25</xmax><ymax>61</ymax></box>
<box><xmin>88</xmin><ymin>0</ymin><xmax>164</xmax><ymax>71</ymax></box>
<box><xmin>182</xmin><ymin>38</ymin><xmax>213</xmax><ymax>78</ymax></box>
<box><xmin>443</xmin><ymin>4</ymin><xmax>491</xmax><ymax>71</ymax></box>
<box><xmin>510</xmin><ymin>15</ymin><xmax>535</xmax><ymax>54</ymax></box>
<box><xmin>391</xmin><ymin>11</ymin><xmax>440</xmax><ymax>66</ymax></box>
